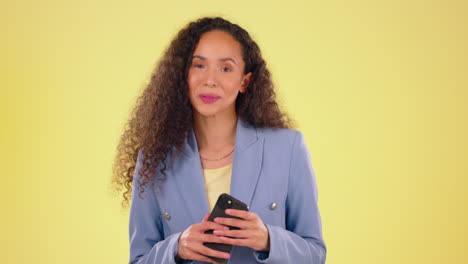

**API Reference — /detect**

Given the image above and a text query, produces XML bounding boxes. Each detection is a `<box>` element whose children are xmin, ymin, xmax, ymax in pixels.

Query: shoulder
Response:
<box><xmin>257</xmin><ymin>128</ymin><xmax>304</xmax><ymax>152</ymax></box>
<box><xmin>256</xmin><ymin>126</ymin><xmax>303</xmax><ymax>147</ymax></box>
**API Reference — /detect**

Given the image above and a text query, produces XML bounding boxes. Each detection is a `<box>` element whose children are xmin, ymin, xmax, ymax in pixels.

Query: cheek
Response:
<box><xmin>187</xmin><ymin>75</ymin><xmax>199</xmax><ymax>93</ymax></box>
<box><xmin>225</xmin><ymin>79</ymin><xmax>243</xmax><ymax>92</ymax></box>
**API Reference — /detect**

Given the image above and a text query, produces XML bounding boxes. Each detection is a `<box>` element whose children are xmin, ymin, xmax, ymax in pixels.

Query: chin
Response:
<box><xmin>194</xmin><ymin>106</ymin><xmax>219</xmax><ymax>117</ymax></box>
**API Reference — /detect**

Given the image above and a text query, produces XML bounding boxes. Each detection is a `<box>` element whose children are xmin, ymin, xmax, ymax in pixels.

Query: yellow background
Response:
<box><xmin>2</xmin><ymin>0</ymin><xmax>467</xmax><ymax>263</ymax></box>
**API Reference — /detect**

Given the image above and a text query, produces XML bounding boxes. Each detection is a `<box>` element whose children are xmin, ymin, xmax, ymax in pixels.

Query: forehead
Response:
<box><xmin>192</xmin><ymin>30</ymin><xmax>243</xmax><ymax>61</ymax></box>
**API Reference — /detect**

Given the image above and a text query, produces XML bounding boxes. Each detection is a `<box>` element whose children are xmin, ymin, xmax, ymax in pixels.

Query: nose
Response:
<box><xmin>204</xmin><ymin>68</ymin><xmax>217</xmax><ymax>87</ymax></box>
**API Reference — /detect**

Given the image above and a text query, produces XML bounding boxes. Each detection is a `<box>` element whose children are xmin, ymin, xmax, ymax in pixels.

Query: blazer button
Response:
<box><xmin>163</xmin><ymin>212</ymin><xmax>171</xmax><ymax>220</ymax></box>
<box><xmin>270</xmin><ymin>202</ymin><xmax>277</xmax><ymax>210</ymax></box>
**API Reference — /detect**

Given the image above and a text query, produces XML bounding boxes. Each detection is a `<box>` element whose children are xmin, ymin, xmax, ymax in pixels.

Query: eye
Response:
<box><xmin>221</xmin><ymin>66</ymin><xmax>232</xmax><ymax>72</ymax></box>
<box><xmin>193</xmin><ymin>63</ymin><xmax>205</xmax><ymax>69</ymax></box>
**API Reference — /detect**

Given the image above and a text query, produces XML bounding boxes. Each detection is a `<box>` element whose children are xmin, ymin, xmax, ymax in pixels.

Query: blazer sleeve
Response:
<box><xmin>128</xmin><ymin>151</ymin><xmax>182</xmax><ymax>264</ymax></box>
<box><xmin>253</xmin><ymin>131</ymin><xmax>327</xmax><ymax>264</ymax></box>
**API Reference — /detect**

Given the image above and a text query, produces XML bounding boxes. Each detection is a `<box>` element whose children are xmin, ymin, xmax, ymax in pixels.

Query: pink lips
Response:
<box><xmin>199</xmin><ymin>94</ymin><xmax>220</xmax><ymax>104</ymax></box>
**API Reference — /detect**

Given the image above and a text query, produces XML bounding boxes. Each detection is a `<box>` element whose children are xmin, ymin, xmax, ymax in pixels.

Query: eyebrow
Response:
<box><xmin>191</xmin><ymin>55</ymin><xmax>237</xmax><ymax>65</ymax></box>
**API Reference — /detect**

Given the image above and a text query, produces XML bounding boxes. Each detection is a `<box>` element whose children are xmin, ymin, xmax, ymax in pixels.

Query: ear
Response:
<box><xmin>240</xmin><ymin>72</ymin><xmax>253</xmax><ymax>93</ymax></box>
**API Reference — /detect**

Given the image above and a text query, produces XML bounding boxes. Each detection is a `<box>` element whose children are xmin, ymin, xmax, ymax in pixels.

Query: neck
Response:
<box><xmin>193</xmin><ymin>112</ymin><xmax>237</xmax><ymax>152</ymax></box>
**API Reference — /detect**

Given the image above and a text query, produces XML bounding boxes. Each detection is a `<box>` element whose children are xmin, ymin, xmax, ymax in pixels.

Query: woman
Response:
<box><xmin>112</xmin><ymin>17</ymin><xmax>326</xmax><ymax>264</ymax></box>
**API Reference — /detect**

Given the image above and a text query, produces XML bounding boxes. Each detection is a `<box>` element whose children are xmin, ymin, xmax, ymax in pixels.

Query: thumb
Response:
<box><xmin>202</xmin><ymin>212</ymin><xmax>210</xmax><ymax>222</ymax></box>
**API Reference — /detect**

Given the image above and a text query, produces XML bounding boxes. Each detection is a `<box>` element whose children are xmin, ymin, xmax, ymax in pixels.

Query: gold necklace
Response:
<box><xmin>199</xmin><ymin>148</ymin><xmax>235</xmax><ymax>161</ymax></box>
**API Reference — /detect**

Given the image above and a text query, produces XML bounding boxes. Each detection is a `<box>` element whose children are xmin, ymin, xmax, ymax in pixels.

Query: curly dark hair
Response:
<box><xmin>111</xmin><ymin>16</ymin><xmax>294</xmax><ymax>209</ymax></box>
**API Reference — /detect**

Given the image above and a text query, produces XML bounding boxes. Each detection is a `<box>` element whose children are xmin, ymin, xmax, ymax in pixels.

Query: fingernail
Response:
<box><xmin>213</xmin><ymin>230</ymin><xmax>221</xmax><ymax>235</ymax></box>
<box><xmin>225</xmin><ymin>209</ymin><xmax>231</xmax><ymax>214</ymax></box>
<box><xmin>224</xmin><ymin>253</ymin><xmax>230</xmax><ymax>258</ymax></box>
<box><xmin>223</xmin><ymin>226</ymin><xmax>229</xmax><ymax>230</ymax></box>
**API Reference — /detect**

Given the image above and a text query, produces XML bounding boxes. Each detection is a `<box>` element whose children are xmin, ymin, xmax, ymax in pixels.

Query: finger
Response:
<box><xmin>218</xmin><ymin>236</ymin><xmax>249</xmax><ymax>247</ymax></box>
<box><xmin>214</xmin><ymin>217</ymin><xmax>251</xmax><ymax>229</ymax></box>
<box><xmin>184</xmin><ymin>238</ymin><xmax>230</xmax><ymax>264</ymax></box>
<box><xmin>183</xmin><ymin>249</ymin><xmax>220</xmax><ymax>264</ymax></box>
<box><xmin>199</xmin><ymin>221</ymin><xmax>230</xmax><ymax>232</ymax></box>
<box><xmin>200</xmin><ymin>234</ymin><xmax>227</xmax><ymax>244</ymax></box>
<box><xmin>213</xmin><ymin>229</ymin><xmax>249</xmax><ymax>238</ymax></box>
<box><xmin>202</xmin><ymin>212</ymin><xmax>210</xmax><ymax>222</ymax></box>
<box><xmin>193</xmin><ymin>244</ymin><xmax>230</xmax><ymax>260</ymax></box>
<box><xmin>225</xmin><ymin>209</ymin><xmax>257</xmax><ymax>221</ymax></box>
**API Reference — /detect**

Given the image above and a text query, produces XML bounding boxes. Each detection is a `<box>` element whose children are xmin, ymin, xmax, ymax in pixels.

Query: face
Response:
<box><xmin>187</xmin><ymin>30</ymin><xmax>252</xmax><ymax>118</ymax></box>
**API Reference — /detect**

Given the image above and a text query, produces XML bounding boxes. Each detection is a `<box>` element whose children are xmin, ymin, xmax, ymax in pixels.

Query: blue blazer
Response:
<box><xmin>129</xmin><ymin>118</ymin><xmax>327</xmax><ymax>264</ymax></box>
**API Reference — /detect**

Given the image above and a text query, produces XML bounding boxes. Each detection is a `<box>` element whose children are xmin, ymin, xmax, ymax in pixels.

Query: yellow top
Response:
<box><xmin>203</xmin><ymin>163</ymin><xmax>232</xmax><ymax>211</ymax></box>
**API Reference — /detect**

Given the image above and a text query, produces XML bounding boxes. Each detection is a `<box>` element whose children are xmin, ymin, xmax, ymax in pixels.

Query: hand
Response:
<box><xmin>177</xmin><ymin>213</ymin><xmax>231</xmax><ymax>264</ymax></box>
<box><xmin>212</xmin><ymin>209</ymin><xmax>270</xmax><ymax>252</ymax></box>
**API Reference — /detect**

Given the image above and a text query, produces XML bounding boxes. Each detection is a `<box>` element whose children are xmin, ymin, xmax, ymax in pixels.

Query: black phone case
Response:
<box><xmin>203</xmin><ymin>193</ymin><xmax>249</xmax><ymax>263</ymax></box>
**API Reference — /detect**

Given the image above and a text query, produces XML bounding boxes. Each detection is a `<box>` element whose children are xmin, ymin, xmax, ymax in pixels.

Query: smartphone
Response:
<box><xmin>203</xmin><ymin>193</ymin><xmax>249</xmax><ymax>263</ymax></box>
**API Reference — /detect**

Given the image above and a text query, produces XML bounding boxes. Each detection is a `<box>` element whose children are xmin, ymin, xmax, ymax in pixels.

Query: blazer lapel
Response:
<box><xmin>230</xmin><ymin>118</ymin><xmax>264</xmax><ymax>209</ymax></box>
<box><xmin>171</xmin><ymin>127</ymin><xmax>209</xmax><ymax>224</ymax></box>
<box><xmin>175</xmin><ymin>118</ymin><xmax>264</xmax><ymax>224</ymax></box>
